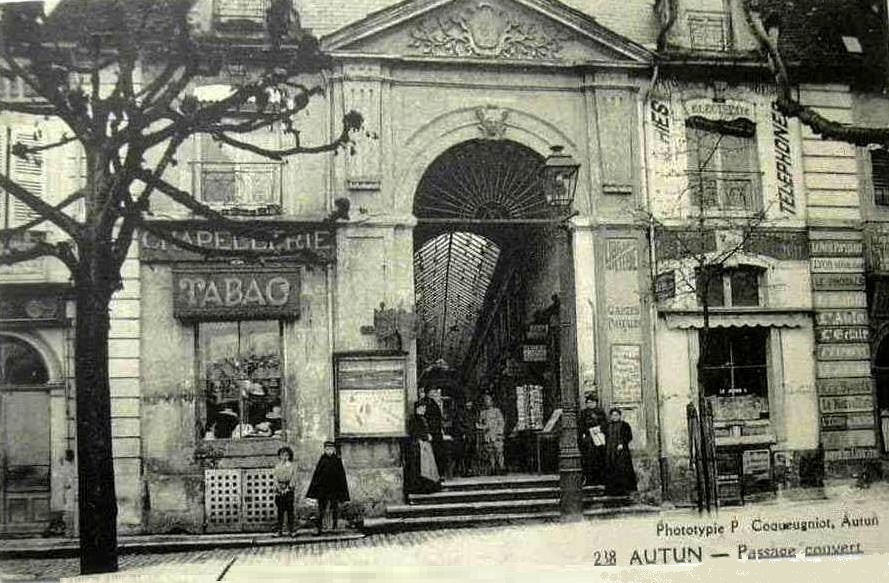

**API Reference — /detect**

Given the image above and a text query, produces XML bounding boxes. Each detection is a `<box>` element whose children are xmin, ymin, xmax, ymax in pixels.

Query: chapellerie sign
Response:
<box><xmin>141</xmin><ymin>221</ymin><xmax>336</xmax><ymax>263</ymax></box>
<box><xmin>173</xmin><ymin>268</ymin><xmax>300</xmax><ymax>320</ymax></box>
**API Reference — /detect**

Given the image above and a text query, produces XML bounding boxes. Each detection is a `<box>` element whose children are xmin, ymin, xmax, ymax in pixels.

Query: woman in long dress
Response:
<box><xmin>604</xmin><ymin>407</ymin><xmax>638</xmax><ymax>495</ymax></box>
<box><xmin>404</xmin><ymin>402</ymin><xmax>441</xmax><ymax>494</ymax></box>
<box><xmin>578</xmin><ymin>393</ymin><xmax>607</xmax><ymax>486</ymax></box>
<box><xmin>477</xmin><ymin>394</ymin><xmax>505</xmax><ymax>475</ymax></box>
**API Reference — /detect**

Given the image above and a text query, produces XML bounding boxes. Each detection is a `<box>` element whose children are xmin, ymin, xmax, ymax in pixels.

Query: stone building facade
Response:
<box><xmin>1</xmin><ymin>0</ymin><xmax>887</xmax><ymax>535</ymax></box>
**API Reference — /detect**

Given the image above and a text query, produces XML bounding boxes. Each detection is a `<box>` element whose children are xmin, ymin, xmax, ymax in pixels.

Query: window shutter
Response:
<box><xmin>9</xmin><ymin>128</ymin><xmax>44</xmax><ymax>226</ymax></box>
<box><xmin>872</xmin><ymin>149</ymin><xmax>889</xmax><ymax>206</ymax></box>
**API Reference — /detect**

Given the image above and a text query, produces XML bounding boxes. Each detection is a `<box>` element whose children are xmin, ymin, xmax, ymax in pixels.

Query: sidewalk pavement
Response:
<box><xmin>0</xmin><ymin>528</ymin><xmax>364</xmax><ymax>560</ymax></box>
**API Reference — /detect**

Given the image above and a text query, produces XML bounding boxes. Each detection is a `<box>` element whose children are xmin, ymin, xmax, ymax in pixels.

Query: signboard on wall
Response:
<box><xmin>335</xmin><ymin>351</ymin><xmax>407</xmax><ymax>438</ymax></box>
<box><xmin>611</xmin><ymin>344</ymin><xmax>643</xmax><ymax>402</ymax></box>
<box><xmin>141</xmin><ymin>220</ymin><xmax>336</xmax><ymax>263</ymax></box>
<box><xmin>172</xmin><ymin>267</ymin><xmax>300</xmax><ymax>320</ymax></box>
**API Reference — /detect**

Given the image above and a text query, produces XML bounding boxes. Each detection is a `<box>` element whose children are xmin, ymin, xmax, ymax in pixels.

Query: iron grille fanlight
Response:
<box><xmin>540</xmin><ymin>145</ymin><xmax>579</xmax><ymax>208</ymax></box>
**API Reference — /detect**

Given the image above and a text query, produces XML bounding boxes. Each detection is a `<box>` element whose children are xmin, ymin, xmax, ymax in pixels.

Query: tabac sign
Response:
<box><xmin>141</xmin><ymin>220</ymin><xmax>336</xmax><ymax>263</ymax></box>
<box><xmin>173</xmin><ymin>268</ymin><xmax>300</xmax><ymax>320</ymax></box>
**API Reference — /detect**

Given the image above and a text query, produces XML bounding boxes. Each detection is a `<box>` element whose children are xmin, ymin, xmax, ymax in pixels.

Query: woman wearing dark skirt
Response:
<box><xmin>604</xmin><ymin>408</ymin><xmax>638</xmax><ymax>496</ymax></box>
<box><xmin>404</xmin><ymin>402</ymin><xmax>441</xmax><ymax>495</ymax></box>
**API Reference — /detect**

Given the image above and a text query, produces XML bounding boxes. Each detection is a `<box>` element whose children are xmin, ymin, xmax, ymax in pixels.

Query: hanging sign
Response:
<box><xmin>173</xmin><ymin>268</ymin><xmax>300</xmax><ymax>320</ymax></box>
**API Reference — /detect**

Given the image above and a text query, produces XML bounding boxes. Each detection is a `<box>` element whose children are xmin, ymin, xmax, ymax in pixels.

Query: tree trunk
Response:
<box><xmin>74</xmin><ymin>272</ymin><xmax>118</xmax><ymax>574</ymax></box>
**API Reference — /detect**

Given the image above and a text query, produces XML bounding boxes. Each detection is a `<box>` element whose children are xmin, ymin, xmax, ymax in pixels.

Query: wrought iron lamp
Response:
<box><xmin>540</xmin><ymin>145</ymin><xmax>580</xmax><ymax>208</ymax></box>
<box><xmin>540</xmin><ymin>145</ymin><xmax>583</xmax><ymax>520</ymax></box>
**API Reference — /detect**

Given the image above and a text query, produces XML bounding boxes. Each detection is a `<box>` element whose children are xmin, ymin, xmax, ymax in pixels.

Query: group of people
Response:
<box><xmin>577</xmin><ymin>393</ymin><xmax>638</xmax><ymax>496</ymax></box>
<box><xmin>405</xmin><ymin>388</ymin><xmax>508</xmax><ymax>494</ymax></box>
<box><xmin>272</xmin><ymin>441</ymin><xmax>350</xmax><ymax>537</ymax></box>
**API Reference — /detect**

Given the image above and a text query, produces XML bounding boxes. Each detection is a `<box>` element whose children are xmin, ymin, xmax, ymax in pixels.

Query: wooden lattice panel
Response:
<box><xmin>204</xmin><ymin>469</ymin><xmax>241</xmax><ymax>528</ymax></box>
<box><xmin>242</xmin><ymin>469</ymin><xmax>277</xmax><ymax>527</ymax></box>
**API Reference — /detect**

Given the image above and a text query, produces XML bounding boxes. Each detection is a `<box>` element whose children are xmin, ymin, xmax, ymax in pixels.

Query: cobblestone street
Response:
<box><xmin>2</xmin><ymin>485</ymin><xmax>889</xmax><ymax>582</ymax></box>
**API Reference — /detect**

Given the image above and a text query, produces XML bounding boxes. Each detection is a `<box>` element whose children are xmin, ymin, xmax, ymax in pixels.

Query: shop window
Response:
<box><xmin>695</xmin><ymin>265</ymin><xmax>762</xmax><ymax>307</ymax></box>
<box><xmin>700</xmin><ymin>327</ymin><xmax>768</xmax><ymax>407</ymax></box>
<box><xmin>192</xmin><ymin>134</ymin><xmax>283</xmax><ymax>215</ymax></box>
<box><xmin>686</xmin><ymin>116</ymin><xmax>759</xmax><ymax>212</ymax></box>
<box><xmin>198</xmin><ymin>320</ymin><xmax>284</xmax><ymax>440</ymax></box>
<box><xmin>871</xmin><ymin>148</ymin><xmax>889</xmax><ymax>207</ymax></box>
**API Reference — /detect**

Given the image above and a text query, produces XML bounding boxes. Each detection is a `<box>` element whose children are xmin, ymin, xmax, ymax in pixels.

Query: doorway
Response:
<box><xmin>0</xmin><ymin>335</ymin><xmax>52</xmax><ymax>534</ymax></box>
<box><xmin>412</xmin><ymin>139</ymin><xmax>566</xmax><ymax>477</ymax></box>
<box><xmin>874</xmin><ymin>334</ymin><xmax>889</xmax><ymax>455</ymax></box>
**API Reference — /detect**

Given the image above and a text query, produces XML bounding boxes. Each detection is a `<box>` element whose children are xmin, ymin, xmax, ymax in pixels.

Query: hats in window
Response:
<box><xmin>248</xmin><ymin>382</ymin><xmax>266</xmax><ymax>396</ymax></box>
<box><xmin>265</xmin><ymin>406</ymin><xmax>282</xmax><ymax>420</ymax></box>
<box><xmin>219</xmin><ymin>407</ymin><xmax>239</xmax><ymax>417</ymax></box>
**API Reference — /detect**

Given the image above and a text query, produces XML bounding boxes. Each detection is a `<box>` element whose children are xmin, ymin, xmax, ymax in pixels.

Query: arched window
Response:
<box><xmin>0</xmin><ymin>335</ymin><xmax>49</xmax><ymax>385</ymax></box>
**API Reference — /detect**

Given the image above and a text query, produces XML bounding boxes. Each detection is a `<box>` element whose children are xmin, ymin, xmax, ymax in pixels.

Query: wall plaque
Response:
<box><xmin>815</xmin><ymin>327</ymin><xmax>870</xmax><ymax>344</ymax></box>
<box><xmin>811</xmin><ymin>257</ymin><xmax>865</xmax><ymax>273</ymax></box>
<box><xmin>172</xmin><ymin>268</ymin><xmax>300</xmax><ymax>320</ymax></box>
<box><xmin>814</xmin><ymin>310</ymin><xmax>868</xmax><ymax>327</ymax></box>
<box><xmin>0</xmin><ymin>283</ymin><xmax>71</xmax><ymax>329</ymax></box>
<box><xmin>335</xmin><ymin>352</ymin><xmax>407</xmax><ymax>438</ymax></box>
<box><xmin>817</xmin><ymin>377</ymin><xmax>873</xmax><ymax>396</ymax></box>
<box><xmin>815</xmin><ymin>344</ymin><xmax>871</xmax><ymax>361</ymax></box>
<box><xmin>812</xmin><ymin>273</ymin><xmax>866</xmax><ymax>291</ymax></box>
<box><xmin>810</xmin><ymin>240</ymin><xmax>863</xmax><ymax>257</ymax></box>
<box><xmin>819</xmin><ymin>394</ymin><xmax>875</xmax><ymax>414</ymax></box>
<box><xmin>821</xmin><ymin>412</ymin><xmax>875</xmax><ymax>431</ymax></box>
<box><xmin>611</xmin><ymin>344</ymin><xmax>643</xmax><ymax>402</ymax></box>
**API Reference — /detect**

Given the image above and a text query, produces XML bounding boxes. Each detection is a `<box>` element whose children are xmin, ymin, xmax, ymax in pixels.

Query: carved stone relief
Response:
<box><xmin>475</xmin><ymin>105</ymin><xmax>509</xmax><ymax>139</ymax></box>
<box><xmin>408</xmin><ymin>1</ymin><xmax>568</xmax><ymax>60</ymax></box>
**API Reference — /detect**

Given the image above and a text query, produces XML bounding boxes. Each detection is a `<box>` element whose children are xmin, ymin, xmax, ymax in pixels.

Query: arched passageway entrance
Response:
<box><xmin>873</xmin><ymin>335</ymin><xmax>889</xmax><ymax>454</ymax></box>
<box><xmin>412</xmin><ymin>139</ymin><xmax>565</xmax><ymax>478</ymax></box>
<box><xmin>0</xmin><ymin>335</ymin><xmax>53</xmax><ymax>534</ymax></box>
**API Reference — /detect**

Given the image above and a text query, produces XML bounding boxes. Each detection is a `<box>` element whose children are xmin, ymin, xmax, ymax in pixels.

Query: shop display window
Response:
<box><xmin>198</xmin><ymin>320</ymin><xmax>284</xmax><ymax>440</ymax></box>
<box><xmin>700</xmin><ymin>327</ymin><xmax>769</xmax><ymax>420</ymax></box>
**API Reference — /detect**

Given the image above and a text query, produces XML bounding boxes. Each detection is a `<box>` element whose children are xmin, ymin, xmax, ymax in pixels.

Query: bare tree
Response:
<box><xmin>0</xmin><ymin>1</ymin><xmax>362</xmax><ymax>574</ymax></box>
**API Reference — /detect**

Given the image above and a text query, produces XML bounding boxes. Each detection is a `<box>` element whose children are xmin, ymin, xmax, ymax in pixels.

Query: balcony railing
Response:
<box><xmin>213</xmin><ymin>0</ymin><xmax>270</xmax><ymax>35</ymax></box>
<box><xmin>687</xmin><ymin>10</ymin><xmax>729</xmax><ymax>52</ymax></box>
<box><xmin>689</xmin><ymin>172</ymin><xmax>757</xmax><ymax>212</ymax></box>
<box><xmin>191</xmin><ymin>161</ymin><xmax>284</xmax><ymax>216</ymax></box>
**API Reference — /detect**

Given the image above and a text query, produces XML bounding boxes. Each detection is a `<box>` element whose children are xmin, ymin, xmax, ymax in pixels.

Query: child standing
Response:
<box><xmin>306</xmin><ymin>440</ymin><xmax>350</xmax><ymax>534</ymax></box>
<box><xmin>273</xmin><ymin>446</ymin><xmax>297</xmax><ymax>536</ymax></box>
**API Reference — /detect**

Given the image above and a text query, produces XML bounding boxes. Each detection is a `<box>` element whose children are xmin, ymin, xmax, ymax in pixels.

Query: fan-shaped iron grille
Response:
<box><xmin>414</xmin><ymin>140</ymin><xmax>548</xmax><ymax>220</ymax></box>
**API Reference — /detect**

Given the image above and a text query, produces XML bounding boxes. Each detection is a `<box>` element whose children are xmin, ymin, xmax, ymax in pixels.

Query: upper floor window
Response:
<box><xmin>872</xmin><ymin>148</ymin><xmax>889</xmax><ymax>207</ymax></box>
<box><xmin>192</xmin><ymin>134</ymin><xmax>283</xmax><ymax>216</ymax></box>
<box><xmin>0</xmin><ymin>126</ymin><xmax>44</xmax><ymax>228</ymax></box>
<box><xmin>695</xmin><ymin>265</ymin><xmax>763</xmax><ymax>307</ymax></box>
<box><xmin>213</xmin><ymin>0</ymin><xmax>269</xmax><ymax>34</ymax></box>
<box><xmin>686</xmin><ymin>116</ymin><xmax>759</xmax><ymax>213</ymax></box>
<box><xmin>687</xmin><ymin>9</ymin><xmax>729</xmax><ymax>52</ymax></box>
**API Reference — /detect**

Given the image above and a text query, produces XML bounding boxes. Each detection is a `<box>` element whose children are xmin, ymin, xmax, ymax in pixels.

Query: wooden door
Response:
<box><xmin>1</xmin><ymin>388</ymin><xmax>52</xmax><ymax>533</ymax></box>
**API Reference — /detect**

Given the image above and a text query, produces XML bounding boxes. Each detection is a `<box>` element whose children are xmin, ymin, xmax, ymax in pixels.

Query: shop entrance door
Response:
<box><xmin>0</xmin><ymin>388</ymin><xmax>52</xmax><ymax>534</ymax></box>
<box><xmin>0</xmin><ymin>335</ymin><xmax>53</xmax><ymax>535</ymax></box>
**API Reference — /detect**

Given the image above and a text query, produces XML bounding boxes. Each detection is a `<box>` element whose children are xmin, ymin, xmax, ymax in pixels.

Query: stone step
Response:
<box><xmin>439</xmin><ymin>474</ymin><xmax>558</xmax><ymax>492</ymax></box>
<box><xmin>409</xmin><ymin>486</ymin><xmax>606</xmax><ymax>505</ymax></box>
<box><xmin>387</xmin><ymin>495</ymin><xmax>630</xmax><ymax>519</ymax></box>
<box><xmin>363</xmin><ymin>505</ymin><xmax>658</xmax><ymax>534</ymax></box>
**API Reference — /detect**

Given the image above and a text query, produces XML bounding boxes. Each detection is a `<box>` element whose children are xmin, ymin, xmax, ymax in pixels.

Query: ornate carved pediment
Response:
<box><xmin>323</xmin><ymin>0</ymin><xmax>652</xmax><ymax>65</ymax></box>
<box><xmin>408</xmin><ymin>2</ymin><xmax>567</xmax><ymax>60</ymax></box>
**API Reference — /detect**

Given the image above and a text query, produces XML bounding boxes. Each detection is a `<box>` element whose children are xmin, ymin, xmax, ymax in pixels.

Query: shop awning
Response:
<box><xmin>660</xmin><ymin>308</ymin><xmax>812</xmax><ymax>330</ymax></box>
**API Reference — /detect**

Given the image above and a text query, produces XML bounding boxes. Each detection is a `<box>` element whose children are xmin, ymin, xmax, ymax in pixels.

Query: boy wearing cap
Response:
<box><xmin>306</xmin><ymin>440</ymin><xmax>350</xmax><ymax>534</ymax></box>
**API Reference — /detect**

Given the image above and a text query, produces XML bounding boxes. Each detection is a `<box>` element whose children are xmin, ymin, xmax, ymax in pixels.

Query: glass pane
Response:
<box><xmin>0</xmin><ymin>336</ymin><xmax>49</xmax><ymax>384</ymax></box>
<box><xmin>701</xmin><ymin>329</ymin><xmax>732</xmax><ymax>366</ymax></box>
<box><xmin>200</xmin><ymin>322</ymin><xmax>240</xmax><ymax>439</ymax></box>
<box><xmin>720</xmin><ymin>134</ymin><xmax>755</xmax><ymax>175</ymax></box>
<box><xmin>701</xmin><ymin>368</ymin><xmax>732</xmax><ymax>397</ymax></box>
<box><xmin>734</xmin><ymin>366</ymin><xmax>768</xmax><ymax>398</ymax></box>
<box><xmin>730</xmin><ymin>268</ymin><xmax>760</xmax><ymax>306</ymax></box>
<box><xmin>731</xmin><ymin>328</ymin><xmax>767</xmax><ymax>366</ymax></box>
<box><xmin>696</xmin><ymin>268</ymin><xmax>725</xmax><ymax>307</ymax></box>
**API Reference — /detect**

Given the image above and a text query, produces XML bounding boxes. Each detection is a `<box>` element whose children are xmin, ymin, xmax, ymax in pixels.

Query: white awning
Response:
<box><xmin>660</xmin><ymin>309</ymin><xmax>812</xmax><ymax>330</ymax></box>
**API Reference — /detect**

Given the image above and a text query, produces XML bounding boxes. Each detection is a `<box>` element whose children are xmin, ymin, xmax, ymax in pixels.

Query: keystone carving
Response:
<box><xmin>408</xmin><ymin>2</ymin><xmax>566</xmax><ymax>60</ymax></box>
<box><xmin>475</xmin><ymin>106</ymin><xmax>509</xmax><ymax>139</ymax></box>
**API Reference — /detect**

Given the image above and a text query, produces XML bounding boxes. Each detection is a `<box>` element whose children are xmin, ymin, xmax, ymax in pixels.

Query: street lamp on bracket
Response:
<box><xmin>540</xmin><ymin>144</ymin><xmax>584</xmax><ymax>520</ymax></box>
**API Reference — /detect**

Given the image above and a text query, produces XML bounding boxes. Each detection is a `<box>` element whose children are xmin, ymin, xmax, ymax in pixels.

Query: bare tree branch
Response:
<box><xmin>0</xmin><ymin>238</ymin><xmax>76</xmax><ymax>270</ymax></box>
<box><xmin>742</xmin><ymin>0</ymin><xmax>889</xmax><ymax>147</ymax></box>
<box><xmin>0</xmin><ymin>188</ymin><xmax>84</xmax><ymax>237</ymax></box>
<box><xmin>0</xmin><ymin>171</ymin><xmax>82</xmax><ymax>237</ymax></box>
